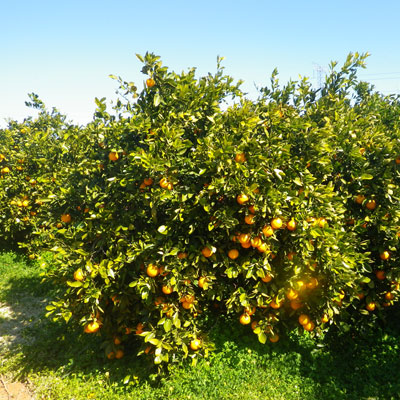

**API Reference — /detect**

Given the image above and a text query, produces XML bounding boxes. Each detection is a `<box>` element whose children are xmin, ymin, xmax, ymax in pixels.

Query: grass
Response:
<box><xmin>1</xmin><ymin>249</ymin><xmax>400</xmax><ymax>399</ymax></box>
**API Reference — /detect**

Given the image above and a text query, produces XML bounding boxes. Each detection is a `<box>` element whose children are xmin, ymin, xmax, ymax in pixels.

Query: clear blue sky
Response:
<box><xmin>1</xmin><ymin>0</ymin><xmax>400</xmax><ymax>127</ymax></box>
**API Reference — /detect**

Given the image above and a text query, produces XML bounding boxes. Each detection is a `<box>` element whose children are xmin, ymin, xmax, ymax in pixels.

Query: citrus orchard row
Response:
<box><xmin>0</xmin><ymin>52</ymin><xmax>399</xmax><ymax>367</ymax></box>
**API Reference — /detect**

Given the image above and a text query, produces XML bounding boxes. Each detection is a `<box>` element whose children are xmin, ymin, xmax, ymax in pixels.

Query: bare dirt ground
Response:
<box><xmin>0</xmin><ymin>296</ymin><xmax>48</xmax><ymax>400</ymax></box>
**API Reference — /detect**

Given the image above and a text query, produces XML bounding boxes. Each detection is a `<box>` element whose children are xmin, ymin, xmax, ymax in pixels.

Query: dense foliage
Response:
<box><xmin>1</xmin><ymin>52</ymin><xmax>399</xmax><ymax>367</ymax></box>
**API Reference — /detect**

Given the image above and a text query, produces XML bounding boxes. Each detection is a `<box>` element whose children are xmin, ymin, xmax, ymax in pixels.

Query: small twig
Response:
<box><xmin>0</xmin><ymin>376</ymin><xmax>11</xmax><ymax>400</ymax></box>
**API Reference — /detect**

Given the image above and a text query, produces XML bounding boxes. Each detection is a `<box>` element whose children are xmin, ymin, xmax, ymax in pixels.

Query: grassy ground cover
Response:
<box><xmin>1</xmin><ymin>248</ymin><xmax>400</xmax><ymax>400</ymax></box>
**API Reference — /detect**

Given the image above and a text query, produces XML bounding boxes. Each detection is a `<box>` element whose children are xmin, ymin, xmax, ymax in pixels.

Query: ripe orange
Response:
<box><xmin>287</xmin><ymin>252</ymin><xmax>296</xmax><ymax>261</ymax></box>
<box><xmin>238</xmin><ymin>233</ymin><xmax>250</xmax><ymax>244</ymax></box>
<box><xmin>107</xmin><ymin>351</ymin><xmax>115</xmax><ymax>359</ymax></box>
<box><xmin>251</xmin><ymin>236</ymin><xmax>262</xmax><ymax>248</ymax></box>
<box><xmin>269</xmin><ymin>333</ymin><xmax>280</xmax><ymax>343</ymax></box>
<box><xmin>366</xmin><ymin>302</ymin><xmax>376</xmax><ymax>311</ymax></box>
<box><xmin>298</xmin><ymin>314</ymin><xmax>310</xmax><ymax>326</ymax></box>
<box><xmin>321</xmin><ymin>314</ymin><xmax>329</xmax><ymax>323</ymax></box>
<box><xmin>395</xmin><ymin>156</ymin><xmax>400</xmax><ymax>164</ymax></box>
<box><xmin>146</xmin><ymin>78</ymin><xmax>155</xmax><ymax>88</ymax></box>
<box><xmin>114</xmin><ymin>337</ymin><xmax>122</xmax><ymax>345</ymax></box>
<box><xmin>257</xmin><ymin>242</ymin><xmax>269</xmax><ymax>253</ymax></box>
<box><xmin>303</xmin><ymin>321</ymin><xmax>315</xmax><ymax>331</ymax></box>
<box><xmin>287</xmin><ymin>219</ymin><xmax>297</xmax><ymax>231</ymax></box>
<box><xmin>115</xmin><ymin>349</ymin><xmax>124</xmax><ymax>359</ymax></box>
<box><xmin>1</xmin><ymin>167</ymin><xmax>10</xmax><ymax>174</ymax></box>
<box><xmin>261</xmin><ymin>274</ymin><xmax>272</xmax><ymax>283</ymax></box>
<box><xmin>84</xmin><ymin>321</ymin><xmax>100</xmax><ymax>333</ymax></box>
<box><xmin>159</xmin><ymin>177</ymin><xmax>169</xmax><ymax>188</ymax></box>
<box><xmin>228</xmin><ymin>249</ymin><xmax>239</xmax><ymax>260</ymax></box>
<box><xmin>375</xmin><ymin>270</ymin><xmax>386</xmax><ymax>280</ymax></box>
<box><xmin>286</xmin><ymin>289</ymin><xmax>298</xmax><ymax>300</ymax></box>
<box><xmin>239</xmin><ymin>313</ymin><xmax>251</xmax><ymax>325</ymax></box>
<box><xmin>198</xmin><ymin>277</ymin><xmax>208</xmax><ymax>289</ymax></box>
<box><xmin>359</xmin><ymin>147</ymin><xmax>366</xmax><ymax>155</ymax></box>
<box><xmin>177</xmin><ymin>252</ymin><xmax>188</xmax><ymax>259</ymax></box>
<box><xmin>251</xmin><ymin>320</ymin><xmax>258</xmax><ymax>330</ymax></box>
<box><xmin>182</xmin><ymin>301</ymin><xmax>193</xmax><ymax>310</ymax></box>
<box><xmin>356</xmin><ymin>292</ymin><xmax>365</xmax><ymax>300</ymax></box>
<box><xmin>365</xmin><ymin>200</ymin><xmax>377</xmax><ymax>210</ymax></box>
<box><xmin>22</xmin><ymin>199</ymin><xmax>29</xmax><ymax>207</ymax></box>
<box><xmin>380</xmin><ymin>251</ymin><xmax>390</xmax><ymax>261</ymax></box>
<box><xmin>136</xmin><ymin>323</ymin><xmax>144</xmax><ymax>334</ymax></box>
<box><xmin>262</xmin><ymin>225</ymin><xmax>274</xmax><ymax>237</ymax></box>
<box><xmin>355</xmin><ymin>194</ymin><xmax>365</xmax><ymax>204</ymax></box>
<box><xmin>244</xmin><ymin>306</ymin><xmax>256</xmax><ymax>316</ymax></box>
<box><xmin>270</xmin><ymin>299</ymin><xmax>282</xmax><ymax>309</ymax></box>
<box><xmin>290</xmin><ymin>300</ymin><xmax>303</xmax><ymax>310</ymax></box>
<box><xmin>190</xmin><ymin>339</ymin><xmax>201</xmax><ymax>350</ymax></box>
<box><xmin>146</xmin><ymin>264</ymin><xmax>159</xmax><ymax>277</ymax></box>
<box><xmin>61</xmin><ymin>214</ymin><xmax>72</xmax><ymax>223</ymax></box>
<box><xmin>241</xmin><ymin>241</ymin><xmax>252</xmax><ymax>249</ymax></box>
<box><xmin>306</xmin><ymin>277</ymin><xmax>318</xmax><ymax>289</ymax></box>
<box><xmin>318</xmin><ymin>218</ymin><xmax>328</xmax><ymax>228</ymax></box>
<box><xmin>201</xmin><ymin>247</ymin><xmax>213</xmax><ymax>258</ymax></box>
<box><xmin>73</xmin><ymin>269</ymin><xmax>84</xmax><ymax>281</ymax></box>
<box><xmin>235</xmin><ymin>153</ymin><xmax>246</xmax><ymax>163</ymax></box>
<box><xmin>271</xmin><ymin>218</ymin><xmax>283</xmax><ymax>230</ymax></box>
<box><xmin>244</xmin><ymin>214</ymin><xmax>255</xmax><ymax>225</ymax></box>
<box><xmin>237</xmin><ymin>194</ymin><xmax>249</xmax><ymax>205</ymax></box>
<box><xmin>162</xmin><ymin>285</ymin><xmax>173</xmax><ymax>295</ymax></box>
<box><xmin>248</xmin><ymin>205</ymin><xmax>257</xmax><ymax>214</ymax></box>
<box><xmin>385</xmin><ymin>292</ymin><xmax>394</xmax><ymax>301</ymax></box>
<box><xmin>182</xmin><ymin>294</ymin><xmax>195</xmax><ymax>303</ymax></box>
<box><xmin>108</xmin><ymin>151</ymin><xmax>119</xmax><ymax>161</ymax></box>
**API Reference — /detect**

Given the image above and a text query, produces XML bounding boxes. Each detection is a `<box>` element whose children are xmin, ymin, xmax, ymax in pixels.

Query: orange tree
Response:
<box><xmin>8</xmin><ymin>52</ymin><xmax>399</xmax><ymax>366</ymax></box>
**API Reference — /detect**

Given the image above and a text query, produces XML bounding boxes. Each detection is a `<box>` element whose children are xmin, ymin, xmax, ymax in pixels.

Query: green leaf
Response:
<box><xmin>164</xmin><ymin>318</ymin><xmax>172</xmax><ymax>332</ymax></box>
<box><xmin>258</xmin><ymin>331</ymin><xmax>267</xmax><ymax>344</ymax></box>
<box><xmin>157</xmin><ymin>225</ymin><xmax>169</xmax><ymax>234</ymax></box>
<box><xmin>360</xmin><ymin>173</ymin><xmax>374</xmax><ymax>180</ymax></box>
<box><xmin>154</xmin><ymin>93</ymin><xmax>161</xmax><ymax>107</ymax></box>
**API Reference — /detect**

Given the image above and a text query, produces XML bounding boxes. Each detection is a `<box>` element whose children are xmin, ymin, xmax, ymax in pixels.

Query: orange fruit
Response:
<box><xmin>238</xmin><ymin>233</ymin><xmax>251</xmax><ymax>244</ymax></box>
<box><xmin>286</xmin><ymin>289</ymin><xmax>298</xmax><ymax>300</ymax></box>
<box><xmin>182</xmin><ymin>301</ymin><xmax>193</xmax><ymax>310</ymax></box>
<box><xmin>251</xmin><ymin>320</ymin><xmax>258</xmax><ymax>330</ymax></box>
<box><xmin>73</xmin><ymin>269</ymin><xmax>84</xmax><ymax>281</ymax></box>
<box><xmin>303</xmin><ymin>321</ymin><xmax>315</xmax><ymax>331</ymax></box>
<box><xmin>271</xmin><ymin>218</ymin><xmax>283</xmax><ymax>230</ymax></box>
<box><xmin>287</xmin><ymin>252</ymin><xmax>296</xmax><ymax>261</ymax></box>
<box><xmin>237</xmin><ymin>194</ymin><xmax>249</xmax><ymax>205</ymax></box>
<box><xmin>143</xmin><ymin>177</ymin><xmax>153</xmax><ymax>186</ymax></box>
<box><xmin>261</xmin><ymin>274</ymin><xmax>272</xmax><ymax>283</ymax></box>
<box><xmin>380</xmin><ymin>251</ymin><xmax>390</xmax><ymax>260</ymax></box>
<box><xmin>228</xmin><ymin>249</ymin><xmax>239</xmax><ymax>260</ymax></box>
<box><xmin>146</xmin><ymin>264</ymin><xmax>159</xmax><ymax>277</ymax></box>
<box><xmin>395</xmin><ymin>156</ymin><xmax>400</xmax><ymax>164</ymax></box>
<box><xmin>114</xmin><ymin>337</ymin><xmax>122</xmax><ymax>345</ymax></box>
<box><xmin>365</xmin><ymin>200</ymin><xmax>377</xmax><ymax>210</ymax></box>
<box><xmin>201</xmin><ymin>247</ymin><xmax>213</xmax><ymax>258</ymax></box>
<box><xmin>306</xmin><ymin>277</ymin><xmax>318</xmax><ymax>289</ymax></box>
<box><xmin>270</xmin><ymin>299</ymin><xmax>282</xmax><ymax>309</ymax></box>
<box><xmin>355</xmin><ymin>194</ymin><xmax>365</xmax><ymax>204</ymax></box>
<box><xmin>146</xmin><ymin>78</ymin><xmax>155</xmax><ymax>88</ymax></box>
<box><xmin>115</xmin><ymin>349</ymin><xmax>124</xmax><ymax>359</ymax></box>
<box><xmin>257</xmin><ymin>242</ymin><xmax>269</xmax><ymax>253</ymax></box>
<box><xmin>241</xmin><ymin>241</ymin><xmax>252</xmax><ymax>249</ymax></box>
<box><xmin>290</xmin><ymin>300</ymin><xmax>303</xmax><ymax>310</ymax></box>
<box><xmin>159</xmin><ymin>177</ymin><xmax>169</xmax><ymax>188</ymax></box>
<box><xmin>177</xmin><ymin>252</ymin><xmax>188</xmax><ymax>259</ymax></box>
<box><xmin>182</xmin><ymin>294</ymin><xmax>195</xmax><ymax>303</ymax></box>
<box><xmin>198</xmin><ymin>277</ymin><xmax>208</xmax><ymax>289</ymax></box>
<box><xmin>385</xmin><ymin>292</ymin><xmax>394</xmax><ymax>301</ymax></box>
<box><xmin>234</xmin><ymin>153</ymin><xmax>246</xmax><ymax>163</ymax></box>
<box><xmin>251</xmin><ymin>236</ymin><xmax>262</xmax><ymax>248</ymax></box>
<box><xmin>190</xmin><ymin>339</ymin><xmax>201</xmax><ymax>350</ymax></box>
<box><xmin>239</xmin><ymin>313</ymin><xmax>251</xmax><ymax>325</ymax></box>
<box><xmin>375</xmin><ymin>270</ymin><xmax>386</xmax><ymax>280</ymax></box>
<box><xmin>248</xmin><ymin>205</ymin><xmax>257</xmax><ymax>214</ymax></box>
<box><xmin>244</xmin><ymin>306</ymin><xmax>256</xmax><ymax>316</ymax></box>
<box><xmin>107</xmin><ymin>351</ymin><xmax>115</xmax><ymax>359</ymax></box>
<box><xmin>287</xmin><ymin>219</ymin><xmax>297</xmax><ymax>231</ymax></box>
<box><xmin>366</xmin><ymin>302</ymin><xmax>376</xmax><ymax>311</ymax></box>
<box><xmin>61</xmin><ymin>214</ymin><xmax>72</xmax><ymax>223</ymax></box>
<box><xmin>162</xmin><ymin>285</ymin><xmax>173</xmax><ymax>295</ymax></box>
<box><xmin>298</xmin><ymin>314</ymin><xmax>310</xmax><ymax>326</ymax></box>
<box><xmin>269</xmin><ymin>333</ymin><xmax>280</xmax><ymax>343</ymax></box>
<box><xmin>262</xmin><ymin>225</ymin><xmax>274</xmax><ymax>237</ymax></box>
<box><xmin>1</xmin><ymin>167</ymin><xmax>10</xmax><ymax>174</ymax></box>
<box><xmin>359</xmin><ymin>147</ymin><xmax>366</xmax><ymax>155</ymax></box>
<box><xmin>321</xmin><ymin>314</ymin><xmax>329</xmax><ymax>323</ymax></box>
<box><xmin>356</xmin><ymin>293</ymin><xmax>365</xmax><ymax>300</ymax></box>
<box><xmin>318</xmin><ymin>218</ymin><xmax>328</xmax><ymax>228</ymax></box>
<box><xmin>84</xmin><ymin>321</ymin><xmax>101</xmax><ymax>333</ymax></box>
<box><xmin>108</xmin><ymin>151</ymin><xmax>119</xmax><ymax>161</ymax></box>
<box><xmin>244</xmin><ymin>214</ymin><xmax>255</xmax><ymax>225</ymax></box>
<box><xmin>135</xmin><ymin>323</ymin><xmax>144</xmax><ymax>334</ymax></box>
